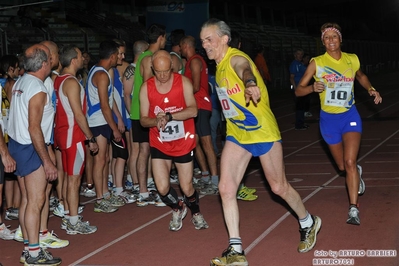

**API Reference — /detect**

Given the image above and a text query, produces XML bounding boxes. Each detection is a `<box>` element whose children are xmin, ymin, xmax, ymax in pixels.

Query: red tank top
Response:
<box><xmin>54</xmin><ymin>74</ymin><xmax>87</xmax><ymax>150</ymax></box>
<box><xmin>184</xmin><ymin>54</ymin><xmax>212</xmax><ymax>111</ymax></box>
<box><xmin>147</xmin><ymin>73</ymin><xmax>196</xmax><ymax>156</ymax></box>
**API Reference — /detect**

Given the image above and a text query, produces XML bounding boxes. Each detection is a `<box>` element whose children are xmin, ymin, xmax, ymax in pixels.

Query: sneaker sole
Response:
<box><xmin>210</xmin><ymin>259</ymin><xmax>248</xmax><ymax>266</ymax></box>
<box><xmin>66</xmin><ymin>228</ymin><xmax>97</xmax><ymax>235</ymax></box>
<box><xmin>237</xmin><ymin>195</ymin><xmax>258</xmax><ymax>201</ymax></box>
<box><xmin>358</xmin><ymin>178</ymin><xmax>365</xmax><ymax>195</ymax></box>
<box><xmin>357</xmin><ymin>165</ymin><xmax>365</xmax><ymax>195</ymax></box>
<box><xmin>94</xmin><ymin>207</ymin><xmax>118</xmax><ymax>213</ymax></box>
<box><xmin>40</xmin><ymin>242</ymin><xmax>69</xmax><ymax>249</ymax></box>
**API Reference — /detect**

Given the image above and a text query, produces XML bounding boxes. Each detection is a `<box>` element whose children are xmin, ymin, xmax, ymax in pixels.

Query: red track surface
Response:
<box><xmin>2</xmin><ymin>71</ymin><xmax>398</xmax><ymax>266</ymax></box>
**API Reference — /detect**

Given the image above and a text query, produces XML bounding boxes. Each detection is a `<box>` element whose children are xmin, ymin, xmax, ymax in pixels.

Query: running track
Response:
<box><xmin>1</xmin><ymin>71</ymin><xmax>398</xmax><ymax>266</ymax></box>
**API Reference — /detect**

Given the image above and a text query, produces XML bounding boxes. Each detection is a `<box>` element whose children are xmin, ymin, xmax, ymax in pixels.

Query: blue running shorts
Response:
<box><xmin>226</xmin><ymin>136</ymin><xmax>281</xmax><ymax>157</ymax></box>
<box><xmin>320</xmin><ymin>105</ymin><xmax>362</xmax><ymax>145</ymax></box>
<box><xmin>8</xmin><ymin>138</ymin><xmax>42</xmax><ymax>177</ymax></box>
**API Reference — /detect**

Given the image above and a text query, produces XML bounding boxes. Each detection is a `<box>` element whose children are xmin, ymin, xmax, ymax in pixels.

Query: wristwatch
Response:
<box><xmin>166</xmin><ymin>112</ymin><xmax>173</xmax><ymax>122</ymax></box>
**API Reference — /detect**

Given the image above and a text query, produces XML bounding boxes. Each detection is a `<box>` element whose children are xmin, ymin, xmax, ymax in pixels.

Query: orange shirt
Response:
<box><xmin>254</xmin><ymin>53</ymin><xmax>271</xmax><ymax>82</ymax></box>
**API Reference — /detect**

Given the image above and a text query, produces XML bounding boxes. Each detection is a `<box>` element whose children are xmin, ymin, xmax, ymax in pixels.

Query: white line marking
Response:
<box><xmin>69</xmin><ymin>119</ymin><xmax>398</xmax><ymax>264</ymax></box>
<box><xmin>244</xmin><ymin>129</ymin><xmax>399</xmax><ymax>255</ymax></box>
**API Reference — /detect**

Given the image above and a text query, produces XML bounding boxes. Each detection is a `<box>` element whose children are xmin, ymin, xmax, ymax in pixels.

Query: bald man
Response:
<box><xmin>140</xmin><ymin>50</ymin><xmax>209</xmax><ymax>231</ymax></box>
<box><xmin>8</xmin><ymin>43</ymin><xmax>62</xmax><ymax>265</ymax></box>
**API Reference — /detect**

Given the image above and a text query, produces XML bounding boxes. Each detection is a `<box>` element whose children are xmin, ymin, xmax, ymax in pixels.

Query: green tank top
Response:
<box><xmin>130</xmin><ymin>50</ymin><xmax>153</xmax><ymax>120</ymax></box>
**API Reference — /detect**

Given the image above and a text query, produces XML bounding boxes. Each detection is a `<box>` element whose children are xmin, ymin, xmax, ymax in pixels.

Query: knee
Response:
<box><xmin>270</xmin><ymin>181</ymin><xmax>290</xmax><ymax>198</ymax></box>
<box><xmin>218</xmin><ymin>182</ymin><xmax>236</xmax><ymax>200</ymax></box>
<box><xmin>344</xmin><ymin>159</ymin><xmax>357</xmax><ymax>170</ymax></box>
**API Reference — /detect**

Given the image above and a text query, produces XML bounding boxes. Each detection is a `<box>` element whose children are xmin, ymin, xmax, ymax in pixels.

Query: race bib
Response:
<box><xmin>216</xmin><ymin>87</ymin><xmax>238</xmax><ymax>118</ymax></box>
<box><xmin>324</xmin><ymin>82</ymin><xmax>352</xmax><ymax>107</ymax></box>
<box><xmin>159</xmin><ymin>120</ymin><xmax>185</xmax><ymax>142</ymax></box>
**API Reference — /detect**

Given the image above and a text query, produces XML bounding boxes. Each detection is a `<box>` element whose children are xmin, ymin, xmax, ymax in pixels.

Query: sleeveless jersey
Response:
<box><xmin>54</xmin><ymin>74</ymin><xmax>86</xmax><ymax>150</ymax></box>
<box><xmin>215</xmin><ymin>47</ymin><xmax>281</xmax><ymax>144</ymax></box>
<box><xmin>112</xmin><ymin>67</ymin><xmax>130</xmax><ymax>129</ymax></box>
<box><xmin>170</xmin><ymin>51</ymin><xmax>185</xmax><ymax>74</ymax></box>
<box><xmin>184</xmin><ymin>54</ymin><xmax>212</xmax><ymax>111</ymax></box>
<box><xmin>312</xmin><ymin>52</ymin><xmax>360</xmax><ymax>114</ymax></box>
<box><xmin>8</xmin><ymin>74</ymin><xmax>54</xmax><ymax>144</ymax></box>
<box><xmin>147</xmin><ymin>73</ymin><xmax>196</xmax><ymax>156</ymax></box>
<box><xmin>85</xmin><ymin>65</ymin><xmax>113</xmax><ymax>127</ymax></box>
<box><xmin>131</xmin><ymin>50</ymin><xmax>153</xmax><ymax>120</ymax></box>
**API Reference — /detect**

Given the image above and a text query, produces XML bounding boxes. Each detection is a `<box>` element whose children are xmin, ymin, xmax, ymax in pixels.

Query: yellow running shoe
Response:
<box><xmin>237</xmin><ymin>187</ymin><xmax>258</xmax><ymax>201</ymax></box>
<box><xmin>242</xmin><ymin>185</ymin><xmax>256</xmax><ymax>194</ymax></box>
<box><xmin>298</xmin><ymin>215</ymin><xmax>322</xmax><ymax>253</ymax></box>
<box><xmin>40</xmin><ymin>231</ymin><xmax>69</xmax><ymax>249</ymax></box>
<box><xmin>210</xmin><ymin>246</ymin><xmax>248</xmax><ymax>266</ymax></box>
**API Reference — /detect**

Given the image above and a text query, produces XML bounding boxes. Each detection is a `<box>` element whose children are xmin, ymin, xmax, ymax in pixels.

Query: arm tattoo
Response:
<box><xmin>124</xmin><ymin>65</ymin><xmax>135</xmax><ymax>80</ymax></box>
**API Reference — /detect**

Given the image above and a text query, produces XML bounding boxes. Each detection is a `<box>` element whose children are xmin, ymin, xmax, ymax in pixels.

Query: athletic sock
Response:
<box><xmin>201</xmin><ymin>171</ymin><xmax>210</xmax><ymax>182</ymax></box>
<box><xmin>299</xmin><ymin>211</ymin><xmax>313</xmax><ymax>229</ymax></box>
<box><xmin>39</xmin><ymin>229</ymin><xmax>48</xmax><ymax>238</ymax></box>
<box><xmin>114</xmin><ymin>187</ymin><xmax>123</xmax><ymax>195</ymax></box>
<box><xmin>69</xmin><ymin>215</ymin><xmax>79</xmax><ymax>226</ymax></box>
<box><xmin>103</xmin><ymin>191</ymin><xmax>111</xmax><ymax>199</ymax></box>
<box><xmin>229</xmin><ymin>237</ymin><xmax>243</xmax><ymax>253</ymax></box>
<box><xmin>211</xmin><ymin>175</ymin><xmax>219</xmax><ymax>186</ymax></box>
<box><xmin>28</xmin><ymin>243</ymin><xmax>40</xmax><ymax>257</ymax></box>
<box><xmin>140</xmin><ymin>192</ymin><xmax>149</xmax><ymax>198</ymax></box>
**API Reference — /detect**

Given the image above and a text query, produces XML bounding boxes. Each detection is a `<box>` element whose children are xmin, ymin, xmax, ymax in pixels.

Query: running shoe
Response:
<box><xmin>193</xmin><ymin>177</ymin><xmax>207</xmax><ymax>190</ymax></box>
<box><xmin>125</xmin><ymin>180</ymin><xmax>133</xmax><ymax>190</ymax></box>
<box><xmin>82</xmin><ymin>187</ymin><xmax>96</xmax><ymax>198</ymax></box>
<box><xmin>5</xmin><ymin>207</ymin><xmax>19</xmax><ymax>220</ymax></box>
<box><xmin>61</xmin><ymin>215</ymin><xmax>85</xmax><ymax>230</ymax></box>
<box><xmin>105</xmin><ymin>193</ymin><xmax>126</xmax><ymax>207</ymax></box>
<box><xmin>136</xmin><ymin>191</ymin><xmax>166</xmax><ymax>207</ymax></box>
<box><xmin>78</xmin><ymin>204</ymin><xmax>85</xmax><ymax>214</ymax></box>
<box><xmin>357</xmin><ymin>164</ymin><xmax>365</xmax><ymax>195</ymax></box>
<box><xmin>200</xmin><ymin>182</ymin><xmax>218</xmax><ymax>195</ymax></box>
<box><xmin>66</xmin><ymin>220</ymin><xmax>97</xmax><ymax>235</ymax></box>
<box><xmin>193</xmin><ymin>168</ymin><xmax>201</xmax><ymax>176</ymax></box>
<box><xmin>169</xmin><ymin>203</ymin><xmax>188</xmax><ymax>231</ymax></box>
<box><xmin>241</xmin><ymin>185</ymin><xmax>256</xmax><ymax>195</ymax></box>
<box><xmin>49</xmin><ymin>197</ymin><xmax>59</xmax><ymax>212</ymax></box>
<box><xmin>210</xmin><ymin>245</ymin><xmax>248</xmax><ymax>266</ymax></box>
<box><xmin>170</xmin><ymin>169</ymin><xmax>179</xmax><ymax>184</ymax></box>
<box><xmin>0</xmin><ymin>223</ymin><xmax>15</xmax><ymax>240</ymax></box>
<box><xmin>152</xmin><ymin>191</ymin><xmax>166</xmax><ymax>207</ymax></box>
<box><xmin>53</xmin><ymin>203</ymin><xmax>65</xmax><ymax>218</ymax></box>
<box><xmin>40</xmin><ymin>231</ymin><xmax>69</xmax><ymax>249</ymax></box>
<box><xmin>305</xmin><ymin>111</ymin><xmax>313</xmax><ymax>117</ymax></box>
<box><xmin>298</xmin><ymin>215</ymin><xmax>322</xmax><ymax>253</ymax></box>
<box><xmin>119</xmin><ymin>190</ymin><xmax>137</xmax><ymax>204</ymax></box>
<box><xmin>131</xmin><ymin>185</ymin><xmax>140</xmax><ymax>195</ymax></box>
<box><xmin>147</xmin><ymin>178</ymin><xmax>156</xmax><ymax>191</ymax></box>
<box><xmin>14</xmin><ymin>225</ymin><xmax>23</xmax><ymax>242</ymax></box>
<box><xmin>94</xmin><ymin>199</ymin><xmax>118</xmax><ymax>213</ymax></box>
<box><xmin>346</xmin><ymin>206</ymin><xmax>360</xmax><ymax>225</ymax></box>
<box><xmin>191</xmin><ymin>213</ymin><xmax>209</xmax><ymax>230</ymax></box>
<box><xmin>237</xmin><ymin>187</ymin><xmax>258</xmax><ymax>201</ymax></box>
<box><xmin>19</xmin><ymin>250</ymin><xmax>28</xmax><ymax>264</ymax></box>
<box><xmin>24</xmin><ymin>247</ymin><xmax>62</xmax><ymax>266</ymax></box>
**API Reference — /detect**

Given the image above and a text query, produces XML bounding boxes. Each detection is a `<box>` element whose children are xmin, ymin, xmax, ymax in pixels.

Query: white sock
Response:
<box><xmin>299</xmin><ymin>212</ymin><xmax>313</xmax><ymax>229</ymax></box>
<box><xmin>114</xmin><ymin>187</ymin><xmax>123</xmax><ymax>195</ymax></box>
